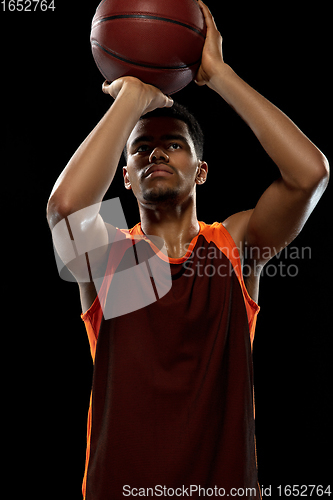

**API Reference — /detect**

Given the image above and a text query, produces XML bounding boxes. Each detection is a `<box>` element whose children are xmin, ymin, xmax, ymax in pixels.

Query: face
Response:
<box><xmin>123</xmin><ymin>117</ymin><xmax>208</xmax><ymax>208</ymax></box>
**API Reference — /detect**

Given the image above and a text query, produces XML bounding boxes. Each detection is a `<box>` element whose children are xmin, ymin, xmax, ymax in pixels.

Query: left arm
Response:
<box><xmin>196</xmin><ymin>1</ymin><xmax>329</xmax><ymax>272</ymax></box>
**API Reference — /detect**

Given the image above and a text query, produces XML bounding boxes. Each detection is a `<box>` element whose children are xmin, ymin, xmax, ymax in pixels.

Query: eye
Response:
<box><xmin>168</xmin><ymin>143</ymin><xmax>181</xmax><ymax>151</ymax></box>
<box><xmin>136</xmin><ymin>144</ymin><xmax>150</xmax><ymax>153</ymax></box>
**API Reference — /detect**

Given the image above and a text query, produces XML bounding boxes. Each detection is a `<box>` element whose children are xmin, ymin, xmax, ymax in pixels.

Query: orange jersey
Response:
<box><xmin>81</xmin><ymin>222</ymin><xmax>261</xmax><ymax>499</ymax></box>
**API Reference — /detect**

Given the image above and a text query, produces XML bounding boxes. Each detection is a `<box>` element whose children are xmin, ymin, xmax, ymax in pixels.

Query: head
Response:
<box><xmin>123</xmin><ymin>102</ymin><xmax>208</xmax><ymax>209</ymax></box>
<box><xmin>123</xmin><ymin>102</ymin><xmax>205</xmax><ymax>162</ymax></box>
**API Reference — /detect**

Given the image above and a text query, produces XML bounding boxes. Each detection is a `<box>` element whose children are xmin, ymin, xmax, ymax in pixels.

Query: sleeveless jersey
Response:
<box><xmin>81</xmin><ymin>221</ymin><xmax>261</xmax><ymax>499</ymax></box>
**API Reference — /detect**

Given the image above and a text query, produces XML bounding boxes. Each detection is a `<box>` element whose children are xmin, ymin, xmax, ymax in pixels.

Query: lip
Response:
<box><xmin>144</xmin><ymin>164</ymin><xmax>174</xmax><ymax>178</ymax></box>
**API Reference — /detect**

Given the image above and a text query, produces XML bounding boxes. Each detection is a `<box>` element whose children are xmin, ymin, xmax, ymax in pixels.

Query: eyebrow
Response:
<box><xmin>130</xmin><ymin>134</ymin><xmax>190</xmax><ymax>150</ymax></box>
<box><xmin>130</xmin><ymin>135</ymin><xmax>154</xmax><ymax>149</ymax></box>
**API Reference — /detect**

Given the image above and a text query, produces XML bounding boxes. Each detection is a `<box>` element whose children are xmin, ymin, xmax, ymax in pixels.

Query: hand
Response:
<box><xmin>102</xmin><ymin>76</ymin><xmax>173</xmax><ymax>114</ymax></box>
<box><xmin>195</xmin><ymin>0</ymin><xmax>225</xmax><ymax>87</ymax></box>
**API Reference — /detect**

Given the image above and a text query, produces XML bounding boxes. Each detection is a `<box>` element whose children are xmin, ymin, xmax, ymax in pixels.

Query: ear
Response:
<box><xmin>195</xmin><ymin>161</ymin><xmax>208</xmax><ymax>185</ymax></box>
<box><xmin>123</xmin><ymin>166</ymin><xmax>132</xmax><ymax>190</ymax></box>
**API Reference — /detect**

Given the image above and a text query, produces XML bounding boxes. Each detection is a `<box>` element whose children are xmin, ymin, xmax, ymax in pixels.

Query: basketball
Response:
<box><xmin>90</xmin><ymin>0</ymin><xmax>207</xmax><ymax>95</ymax></box>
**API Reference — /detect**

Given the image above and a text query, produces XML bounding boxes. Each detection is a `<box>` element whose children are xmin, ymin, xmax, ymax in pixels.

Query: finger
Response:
<box><xmin>102</xmin><ymin>80</ymin><xmax>110</xmax><ymax>93</ymax></box>
<box><xmin>197</xmin><ymin>0</ymin><xmax>218</xmax><ymax>30</ymax></box>
<box><xmin>194</xmin><ymin>70</ymin><xmax>206</xmax><ymax>86</ymax></box>
<box><xmin>194</xmin><ymin>78</ymin><xmax>206</xmax><ymax>87</ymax></box>
<box><xmin>164</xmin><ymin>96</ymin><xmax>174</xmax><ymax>108</ymax></box>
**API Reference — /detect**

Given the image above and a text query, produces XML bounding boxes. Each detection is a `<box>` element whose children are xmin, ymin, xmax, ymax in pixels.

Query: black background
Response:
<box><xmin>2</xmin><ymin>1</ymin><xmax>332</xmax><ymax>498</ymax></box>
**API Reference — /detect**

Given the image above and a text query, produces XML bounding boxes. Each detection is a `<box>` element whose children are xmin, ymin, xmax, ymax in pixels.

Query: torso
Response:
<box><xmin>82</xmin><ymin>221</ymin><xmax>261</xmax><ymax>499</ymax></box>
<box><xmin>78</xmin><ymin>210</ymin><xmax>260</xmax><ymax>314</ymax></box>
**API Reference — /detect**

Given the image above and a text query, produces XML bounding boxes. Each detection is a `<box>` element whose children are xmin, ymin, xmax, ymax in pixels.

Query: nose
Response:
<box><xmin>149</xmin><ymin>147</ymin><xmax>169</xmax><ymax>164</ymax></box>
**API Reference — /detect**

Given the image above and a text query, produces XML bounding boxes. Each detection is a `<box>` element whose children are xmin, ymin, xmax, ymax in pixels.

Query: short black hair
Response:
<box><xmin>124</xmin><ymin>101</ymin><xmax>204</xmax><ymax>161</ymax></box>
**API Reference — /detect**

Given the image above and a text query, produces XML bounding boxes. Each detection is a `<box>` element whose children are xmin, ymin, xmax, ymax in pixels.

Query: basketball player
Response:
<box><xmin>47</xmin><ymin>2</ymin><xmax>329</xmax><ymax>499</ymax></box>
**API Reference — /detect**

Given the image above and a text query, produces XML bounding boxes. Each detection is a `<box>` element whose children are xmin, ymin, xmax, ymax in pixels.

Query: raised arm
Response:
<box><xmin>46</xmin><ymin>77</ymin><xmax>173</xmax><ymax>309</ymax></box>
<box><xmin>196</xmin><ymin>1</ymin><xmax>329</xmax><ymax>269</ymax></box>
<box><xmin>47</xmin><ymin>78</ymin><xmax>173</xmax><ymax>227</ymax></box>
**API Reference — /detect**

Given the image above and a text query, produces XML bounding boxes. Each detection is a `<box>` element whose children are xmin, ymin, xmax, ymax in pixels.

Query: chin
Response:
<box><xmin>142</xmin><ymin>186</ymin><xmax>180</xmax><ymax>203</ymax></box>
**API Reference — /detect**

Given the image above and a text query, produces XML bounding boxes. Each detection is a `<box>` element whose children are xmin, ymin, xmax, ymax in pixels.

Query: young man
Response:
<box><xmin>47</xmin><ymin>2</ymin><xmax>329</xmax><ymax>499</ymax></box>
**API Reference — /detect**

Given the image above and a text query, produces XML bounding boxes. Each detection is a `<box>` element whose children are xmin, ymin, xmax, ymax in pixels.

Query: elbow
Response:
<box><xmin>320</xmin><ymin>153</ymin><xmax>330</xmax><ymax>184</ymax></box>
<box><xmin>311</xmin><ymin>153</ymin><xmax>330</xmax><ymax>192</ymax></box>
<box><xmin>47</xmin><ymin>192</ymin><xmax>101</xmax><ymax>231</ymax></box>
<box><xmin>46</xmin><ymin>193</ymin><xmax>74</xmax><ymax>230</ymax></box>
<box><xmin>314</xmin><ymin>152</ymin><xmax>330</xmax><ymax>180</ymax></box>
<box><xmin>296</xmin><ymin>153</ymin><xmax>330</xmax><ymax>194</ymax></box>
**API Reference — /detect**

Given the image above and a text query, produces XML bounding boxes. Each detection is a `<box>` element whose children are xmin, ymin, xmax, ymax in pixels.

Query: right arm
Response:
<box><xmin>46</xmin><ymin>77</ymin><xmax>173</xmax><ymax>310</ymax></box>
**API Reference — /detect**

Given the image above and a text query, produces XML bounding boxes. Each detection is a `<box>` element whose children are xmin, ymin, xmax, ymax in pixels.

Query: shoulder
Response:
<box><xmin>222</xmin><ymin>209</ymin><xmax>254</xmax><ymax>259</ymax></box>
<box><xmin>222</xmin><ymin>210</ymin><xmax>261</xmax><ymax>303</ymax></box>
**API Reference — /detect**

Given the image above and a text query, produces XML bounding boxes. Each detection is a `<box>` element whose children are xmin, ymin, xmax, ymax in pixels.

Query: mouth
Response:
<box><xmin>143</xmin><ymin>164</ymin><xmax>174</xmax><ymax>179</ymax></box>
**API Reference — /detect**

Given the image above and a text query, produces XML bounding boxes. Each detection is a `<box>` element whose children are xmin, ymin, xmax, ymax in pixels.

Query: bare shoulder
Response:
<box><xmin>222</xmin><ymin>209</ymin><xmax>260</xmax><ymax>303</ymax></box>
<box><xmin>222</xmin><ymin>209</ymin><xmax>254</xmax><ymax>259</ymax></box>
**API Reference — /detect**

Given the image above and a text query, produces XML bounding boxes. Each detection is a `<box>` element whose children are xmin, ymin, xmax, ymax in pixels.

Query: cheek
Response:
<box><xmin>180</xmin><ymin>161</ymin><xmax>199</xmax><ymax>184</ymax></box>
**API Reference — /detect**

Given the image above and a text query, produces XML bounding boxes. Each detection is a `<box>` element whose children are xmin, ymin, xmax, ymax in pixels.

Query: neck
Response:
<box><xmin>138</xmin><ymin>195</ymin><xmax>200</xmax><ymax>259</ymax></box>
